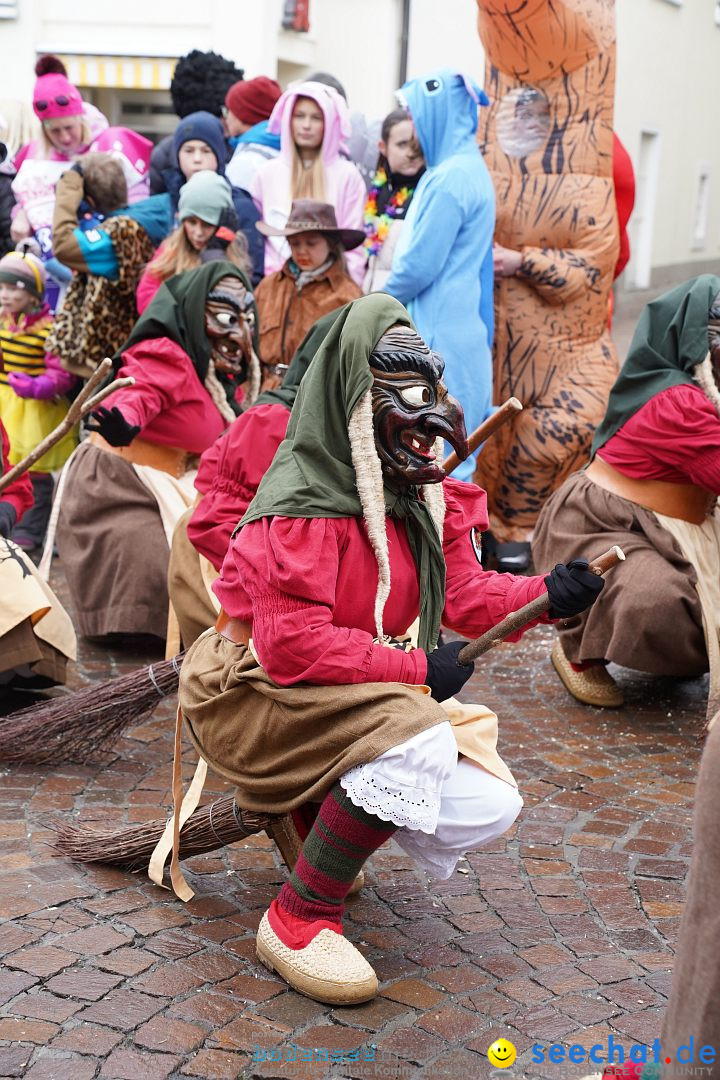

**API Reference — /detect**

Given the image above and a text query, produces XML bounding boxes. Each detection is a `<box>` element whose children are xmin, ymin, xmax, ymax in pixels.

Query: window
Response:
<box><xmin>282</xmin><ymin>0</ymin><xmax>310</xmax><ymax>32</ymax></box>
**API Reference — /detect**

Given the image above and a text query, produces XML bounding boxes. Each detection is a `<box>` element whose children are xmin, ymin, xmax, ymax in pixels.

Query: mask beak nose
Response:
<box><xmin>430</xmin><ymin>389</ymin><xmax>468</xmax><ymax>461</ymax></box>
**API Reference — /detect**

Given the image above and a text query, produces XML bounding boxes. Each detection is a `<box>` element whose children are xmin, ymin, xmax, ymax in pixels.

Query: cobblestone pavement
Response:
<box><xmin>0</xmin><ymin>558</ymin><xmax>705</xmax><ymax>1080</ymax></box>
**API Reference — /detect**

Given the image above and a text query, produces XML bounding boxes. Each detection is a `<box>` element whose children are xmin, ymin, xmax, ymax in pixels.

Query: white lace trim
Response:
<box><xmin>340</xmin><ymin>769</ymin><xmax>441</xmax><ymax>833</ymax></box>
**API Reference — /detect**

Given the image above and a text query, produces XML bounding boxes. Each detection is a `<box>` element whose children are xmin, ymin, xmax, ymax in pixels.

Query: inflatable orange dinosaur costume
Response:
<box><xmin>474</xmin><ymin>0</ymin><xmax>619</xmax><ymax>557</ymax></box>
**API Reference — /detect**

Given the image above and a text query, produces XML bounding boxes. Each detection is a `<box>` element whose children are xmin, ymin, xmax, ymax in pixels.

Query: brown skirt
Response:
<box><xmin>167</xmin><ymin>509</ymin><xmax>219</xmax><ymax>649</ymax></box>
<box><xmin>56</xmin><ymin>442</ymin><xmax>169</xmax><ymax>639</ymax></box>
<box><xmin>0</xmin><ymin>617</ymin><xmax>67</xmax><ymax>684</ymax></box>
<box><xmin>179</xmin><ymin>631</ymin><xmax>448</xmax><ymax>813</ymax></box>
<box><xmin>532</xmin><ymin>470</ymin><xmax>707</xmax><ymax>676</ymax></box>
<box><xmin>662</xmin><ymin>720</ymin><xmax>720</xmax><ymax>1061</ymax></box>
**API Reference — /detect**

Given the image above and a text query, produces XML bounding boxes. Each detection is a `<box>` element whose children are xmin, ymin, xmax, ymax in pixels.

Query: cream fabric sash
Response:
<box><xmin>653</xmin><ymin>508</ymin><xmax>720</xmax><ymax>723</ymax></box>
<box><xmin>132</xmin><ymin>465</ymin><xmax>198</xmax><ymax>546</ymax></box>
<box><xmin>0</xmin><ymin>537</ymin><xmax>76</xmax><ymax>660</ymax></box>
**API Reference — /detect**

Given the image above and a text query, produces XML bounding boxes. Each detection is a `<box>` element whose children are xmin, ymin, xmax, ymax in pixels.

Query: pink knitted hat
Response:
<box><xmin>32</xmin><ymin>56</ymin><xmax>83</xmax><ymax>122</ymax></box>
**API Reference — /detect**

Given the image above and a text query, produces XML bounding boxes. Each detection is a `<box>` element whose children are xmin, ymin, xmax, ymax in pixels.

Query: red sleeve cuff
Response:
<box><xmin>364</xmin><ymin>643</ymin><xmax>428</xmax><ymax>684</ymax></box>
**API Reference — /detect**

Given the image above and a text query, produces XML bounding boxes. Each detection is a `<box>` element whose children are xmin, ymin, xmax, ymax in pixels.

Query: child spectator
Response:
<box><xmin>252</xmin><ymin>82</ymin><xmax>366</xmax><ymax>285</ymax></box>
<box><xmin>254</xmin><ymin>200</ymin><xmax>363</xmax><ymax>386</ymax></box>
<box><xmin>136</xmin><ymin>170</ymin><xmax>249</xmax><ymax>313</ymax></box>
<box><xmin>0</xmin><ymin>250</ymin><xmax>76</xmax><ymax>549</ymax></box>
<box><xmin>162</xmin><ymin>111</ymin><xmax>263</xmax><ymax>283</ymax></box>
<box><xmin>363</xmin><ymin>109</ymin><xmax>425</xmax><ymax>293</ymax></box>
<box><xmin>47</xmin><ymin>153</ymin><xmax>171</xmax><ymax>377</ymax></box>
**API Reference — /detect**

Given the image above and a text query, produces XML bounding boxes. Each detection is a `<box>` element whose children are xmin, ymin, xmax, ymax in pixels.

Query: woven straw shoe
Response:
<box><xmin>551</xmin><ymin>638</ymin><xmax>624</xmax><ymax>708</ymax></box>
<box><xmin>256</xmin><ymin>910</ymin><xmax>378</xmax><ymax>1005</ymax></box>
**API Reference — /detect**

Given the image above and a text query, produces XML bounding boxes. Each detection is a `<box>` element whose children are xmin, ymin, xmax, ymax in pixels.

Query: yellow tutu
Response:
<box><xmin>0</xmin><ymin>384</ymin><xmax>78</xmax><ymax>472</ymax></box>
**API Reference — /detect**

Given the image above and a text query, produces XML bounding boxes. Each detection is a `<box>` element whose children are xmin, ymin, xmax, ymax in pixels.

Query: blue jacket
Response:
<box><xmin>383</xmin><ymin>69</ymin><xmax>495</xmax><ymax>481</ymax></box>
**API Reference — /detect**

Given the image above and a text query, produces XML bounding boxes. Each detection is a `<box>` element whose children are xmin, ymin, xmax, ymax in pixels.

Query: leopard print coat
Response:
<box><xmin>47</xmin><ymin>216</ymin><xmax>154</xmax><ymax>378</ymax></box>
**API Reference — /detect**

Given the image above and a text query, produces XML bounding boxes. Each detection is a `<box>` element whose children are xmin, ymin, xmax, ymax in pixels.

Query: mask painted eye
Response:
<box><xmin>214</xmin><ymin>311</ymin><xmax>237</xmax><ymax>328</ymax></box>
<box><xmin>425</xmin><ymin>78</ymin><xmax>441</xmax><ymax>94</ymax></box>
<box><xmin>399</xmin><ymin>384</ymin><xmax>432</xmax><ymax>407</ymax></box>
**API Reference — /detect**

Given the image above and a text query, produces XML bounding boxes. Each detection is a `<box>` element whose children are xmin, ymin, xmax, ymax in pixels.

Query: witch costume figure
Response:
<box><xmin>533</xmin><ymin>276</ymin><xmax>720</xmax><ymax>711</ymax></box>
<box><xmin>54</xmin><ymin>261</ymin><xmax>260</xmax><ymax>641</ymax></box>
<box><xmin>179</xmin><ymin>294</ymin><xmax>603</xmax><ymax>1004</ymax></box>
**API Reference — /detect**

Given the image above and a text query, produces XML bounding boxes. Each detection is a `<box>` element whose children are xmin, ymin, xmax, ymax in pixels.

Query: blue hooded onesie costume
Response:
<box><xmin>383</xmin><ymin>69</ymin><xmax>495</xmax><ymax>482</ymax></box>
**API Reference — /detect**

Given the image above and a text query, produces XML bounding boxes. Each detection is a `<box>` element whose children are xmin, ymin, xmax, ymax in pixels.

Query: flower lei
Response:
<box><xmin>363</xmin><ymin>166</ymin><xmax>414</xmax><ymax>257</ymax></box>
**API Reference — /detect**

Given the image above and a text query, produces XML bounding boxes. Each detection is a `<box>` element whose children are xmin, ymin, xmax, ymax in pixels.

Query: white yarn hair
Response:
<box><xmin>204</xmin><ymin>358</ymin><xmax>236</xmax><ymax>425</ymax></box>
<box><xmin>693</xmin><ymin>352</ymin><xmax>720</xmax><ymax>418</ymax></box>
<box><xmin>421</xmin><ymin>437</ymin><xmax>447</xmax><ymax>539</ymax></box>
<box><xmin>245</xmin><ymin>345</ymin><xmax>261</xmax><ymax>407</ymax></box>
<box><xmin>348</xmin><ymin>389</ymin><xmax>391</xmax><ymax>642</ymax></box>
<box><xmin>348</xmin><ymin>397</ymin><xmax>447</xmax><ymax>642</ymax></box>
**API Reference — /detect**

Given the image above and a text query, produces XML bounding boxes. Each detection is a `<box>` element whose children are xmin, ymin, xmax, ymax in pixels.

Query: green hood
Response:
<box><xmin>592</xmin><ymin>274</ymin><xmax>720</xmax><ymax>456</ymax></box>
<box><xmin>115</xmin><ymin>261</ymin><xmax>257</xmax><ymax>387</ymax></box>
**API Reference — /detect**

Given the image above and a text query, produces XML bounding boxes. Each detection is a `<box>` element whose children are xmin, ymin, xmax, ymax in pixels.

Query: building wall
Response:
<box><xmin>615</xmin><ymin>0</ymin><xmax>720</xmax><ymax>288</ymax></box>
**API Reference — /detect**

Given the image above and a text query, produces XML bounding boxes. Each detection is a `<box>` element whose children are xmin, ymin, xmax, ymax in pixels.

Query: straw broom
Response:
<box><xmin>49</xmin><ymin>793</ymin><xmax>295</xmax><ymax>873</ymax></box>
<box><xmin>49</xmin><ymin>546</ymin><xmax>624</xmax><ymax>870</ymax></box>
<box><xmin>0</xmin><ymin>653</ymin><xmax>184</xmax><ymax>765</ymax></box>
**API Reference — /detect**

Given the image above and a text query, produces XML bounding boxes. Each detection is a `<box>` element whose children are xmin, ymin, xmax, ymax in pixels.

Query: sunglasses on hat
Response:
<box><xmin>35</xmin><ymin>95</ymin><xmax>72</xmax><ymax>112</ymax></box>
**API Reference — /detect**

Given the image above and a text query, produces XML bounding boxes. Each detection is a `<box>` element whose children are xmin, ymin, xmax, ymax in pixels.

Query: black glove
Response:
<box><xmin>86</xmin><ymin>406</ymin><xmax>140</xmax><ymax>447</ymax></box>
<box><xmin>425</xmin><ymin>640</ymin><xmax>474</xmax><ymax>703</ymax></box>
<box><xmin>0</xmin><ymin>502</ymin><xmax>17</xmax><ymax>538</ymax></box>
<box><xmin>545</xmin><ymin>558</ymin><xmax>605</xmax><ymax>620</ymax></box>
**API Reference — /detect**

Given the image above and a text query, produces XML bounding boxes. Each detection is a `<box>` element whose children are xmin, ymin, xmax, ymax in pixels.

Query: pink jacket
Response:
<box><xmin>251</xmin><ymin>81</ymin><xmax>366</xmax><ymax>286</ymax></box>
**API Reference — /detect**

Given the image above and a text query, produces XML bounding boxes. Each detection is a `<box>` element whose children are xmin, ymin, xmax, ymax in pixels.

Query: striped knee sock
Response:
<box><xmin>278</xmin><ymin>782</ymin><xmax>396</xmax><ymax>923</ymax></box>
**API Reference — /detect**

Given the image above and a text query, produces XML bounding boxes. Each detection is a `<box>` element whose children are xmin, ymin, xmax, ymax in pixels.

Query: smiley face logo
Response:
<box><xmin>488</xmin><ymin>1038</ymin><xmax>517</xmax><ymax>1068</ymax></box>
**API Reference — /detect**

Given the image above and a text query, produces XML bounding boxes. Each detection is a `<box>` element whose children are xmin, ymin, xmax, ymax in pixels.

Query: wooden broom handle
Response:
<box><xmin>456</xmin><ymin>545</ymin><xmax>625</xmax><ymax>665</ymax></box>
<box><xmin>0</xmin><ymin>358</ymin><xmax>134</xmax><ymax>493</ymax></box>
<box><xmin>443</xmin><ymin>396</ymin><xmax>523</xmax><ymax>475</ymax></box>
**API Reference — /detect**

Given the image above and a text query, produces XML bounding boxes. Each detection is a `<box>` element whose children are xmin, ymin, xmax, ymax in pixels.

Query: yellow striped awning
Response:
<box><xmin>52</xmin><ymin>54</ymin><xmax>178</xmax><ymax>91</ymax></box>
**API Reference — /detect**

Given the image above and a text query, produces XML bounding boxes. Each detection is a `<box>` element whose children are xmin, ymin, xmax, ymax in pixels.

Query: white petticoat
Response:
<box><xmin>340</xmin><ymin>721</ymin><xmax>523</xmax><ymax>880</ymax></box>
<box><xmin>340</xmin><ymin>722</ymin><xmax>457</xmax><ymax>833</ymax></box>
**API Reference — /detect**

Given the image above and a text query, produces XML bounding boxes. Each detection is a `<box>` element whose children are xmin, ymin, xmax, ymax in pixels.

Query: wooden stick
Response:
<box><xmin>457</xmin><ymin>545</ymin><xmax>626</xmax><ymax>665</ymax></box>
<box><xmin>443</xmin><ymin>396</ymin><xmax>523</xmax><ymax>476</ymax></box>
<box><xmin>0</xmin><ymin>359</ymin><xmax>134</xmax><ymax>493</ymax></box>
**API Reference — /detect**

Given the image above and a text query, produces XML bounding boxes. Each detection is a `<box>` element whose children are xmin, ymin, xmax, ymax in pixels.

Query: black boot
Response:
<box><xmin>11</xmin><ymin>472</ymin><xmax>54</xmax><ymax>551</ymax></box>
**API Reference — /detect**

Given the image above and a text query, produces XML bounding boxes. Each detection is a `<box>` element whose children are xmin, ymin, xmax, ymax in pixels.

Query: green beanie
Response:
<box><xmin>178</xmin><ymin>171</ymin><xmax>233</xmax><ymax>226</ymax></box>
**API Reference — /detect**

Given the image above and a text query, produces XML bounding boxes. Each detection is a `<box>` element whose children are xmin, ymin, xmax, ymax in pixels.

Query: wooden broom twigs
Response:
<box><xmin>49</xmin><ymin>794</ymin><xmax>274</xmax><ymax>870</ymax></box>
<box><xmin>457</xmin><ymin>545</ymin><xmax>625</xmax><ymax>666</ymax></box>
<box><xmin>0</xmin><ymin>358</ymin><xmax>134</xmax><ymax>493</ymax></box>
<box><xmin>0</xmin><ymin>652</ymin><xmax>185</xmax><ymax>765</ymax></box>
<box><xmin>443</xmin><ymin>396</ymin><xmax>523</xmax><ymax>475</ymax></box>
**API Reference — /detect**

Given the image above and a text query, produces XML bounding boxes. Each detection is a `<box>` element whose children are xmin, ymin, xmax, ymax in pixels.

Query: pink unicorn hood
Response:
<box><xmin>267</xmin><ymin>80</ymin><xmax>350</xmax><ymax>165</ymax></box>
<box><xmin>90</xmin><ymin>126</ymin><xmax>152</xmax><ymax>191</ymax></box>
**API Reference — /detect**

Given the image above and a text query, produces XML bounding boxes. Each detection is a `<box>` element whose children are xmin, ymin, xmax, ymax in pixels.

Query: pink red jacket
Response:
<box><xmin>251</xmin><ymin>82</ymin><xmax>366</xmax><ymax>286</ymax></box>
<box><xmin>214</xmin><ymin>477</ymin><xmax>550</xmax><ymax>687</ymax></box>
<box><xmin>189</xmin><ymin>403</ymin><xmax>290</xmax><ymax>570</ymax></box>
<box><xmin>599</xmin><ymin>383</ymin><xmax>720</xmax><ymax>492</ymax></box>
<box><xmin>102</xmin><ymin>337</ymin><xmax>228</xmax><ymax>455</ymax></box>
